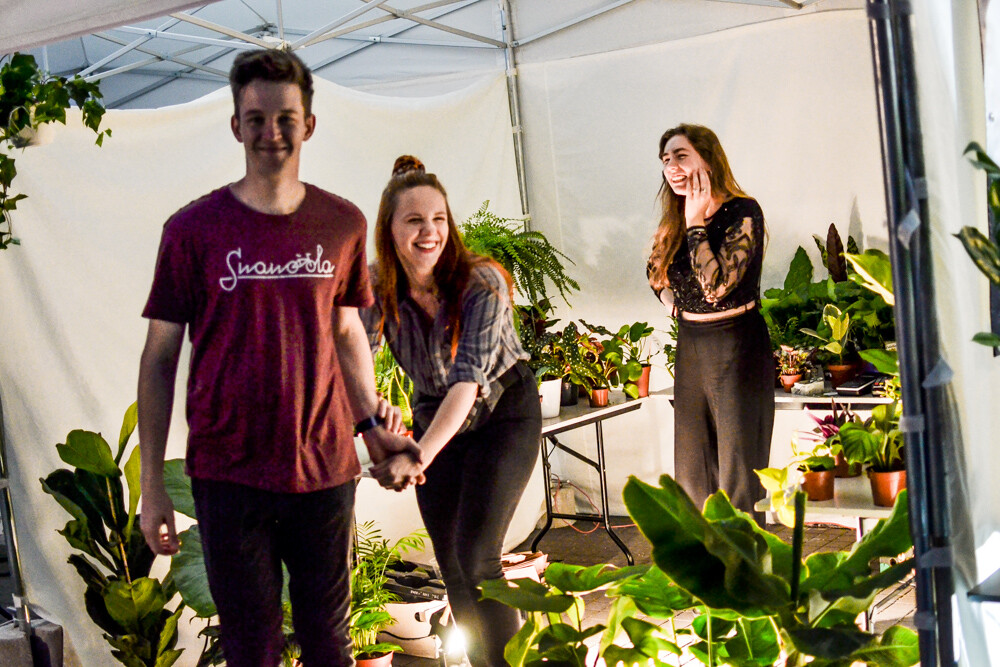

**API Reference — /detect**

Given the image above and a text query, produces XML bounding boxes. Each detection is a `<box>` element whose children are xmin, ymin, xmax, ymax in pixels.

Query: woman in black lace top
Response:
<box><xmin>647</xmin><ymin>124</ymin><xmax>774</xmax><ymax>522</ymax></box>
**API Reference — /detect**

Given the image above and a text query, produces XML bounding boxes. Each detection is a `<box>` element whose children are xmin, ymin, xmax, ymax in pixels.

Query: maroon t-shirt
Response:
<box><xmin>142</xmin><ymin>184</ymin><xmax>373</xmax><ymax>492</ymax></box>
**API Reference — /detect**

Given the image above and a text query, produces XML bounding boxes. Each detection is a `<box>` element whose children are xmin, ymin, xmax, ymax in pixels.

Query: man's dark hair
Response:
<box><xmin>229</xmin><ymin>49</ymin><xmax>314</xmax><ymax>117</ymax></box>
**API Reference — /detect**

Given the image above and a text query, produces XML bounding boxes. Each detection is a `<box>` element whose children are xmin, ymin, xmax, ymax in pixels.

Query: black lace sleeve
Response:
<box><xmin>685</xmin><ymin>200</ymin><xmax>762</xmax><ymax>304</ymax></box>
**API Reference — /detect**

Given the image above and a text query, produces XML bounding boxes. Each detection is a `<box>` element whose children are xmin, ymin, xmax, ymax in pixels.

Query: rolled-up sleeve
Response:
<box><xmin>446</xmin><ymin>266</ymin><xmax>510</xmax><ymax>398</ymax></box>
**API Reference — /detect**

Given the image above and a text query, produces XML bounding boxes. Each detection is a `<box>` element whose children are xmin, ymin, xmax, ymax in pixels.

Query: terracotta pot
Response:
<box><xmin>800</xmin><ymin>469</ymin><xmax>835</xmax><ymax>501</ymax></box>
<box><xmin>779</xmin><ymin>373</ymin><xmax>802</xmax><ymax>393</ymax></box>
<box><xmin>868</xmin><ymin>469</ymin><xmax>907</xmax><ymax>507</ymax></box>
<box><xmin>560</xmin><ymin>379</ymin><xmax>578</xmax><ymax>406</ymax></box>
<box><xmin>827</xmin><ymin>362</ymin><xmax>859</xmax><ymax>389</ymax></box>
<box><xmin>588</xmin><ymin>388</ymin><xmax>609</xmax><ymax>407</ymax></box>
<box><xmin>356</xmin><ymin>653</ymin><xmax>393</xmax><ymax>667</ymax></box>
<box><xmin>635</xmin><ymin>365</ymin><xmax>652</xmax><ymax>398</ymax></box>
<box><xmin>833</xmin><ymin>452</ymin><xmax>861</xmax><ymax>478</ymax></box>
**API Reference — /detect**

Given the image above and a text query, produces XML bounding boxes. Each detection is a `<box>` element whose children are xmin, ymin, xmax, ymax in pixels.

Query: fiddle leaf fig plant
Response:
<box><xmin>39</xmin><ymin>404</ymin><xmax>184</xmax><ymax>666</ymax></box>
<box><xmin>1</xmin><ymin>52</ymin><xmax>111</xmax><ymax>250</ymax></box>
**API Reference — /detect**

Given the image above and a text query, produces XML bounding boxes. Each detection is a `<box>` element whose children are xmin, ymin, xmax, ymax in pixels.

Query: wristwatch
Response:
<box><xmin>354</xmin><ymin>415</ymin><xmax>384</xmax><ymax>435</ymax></box>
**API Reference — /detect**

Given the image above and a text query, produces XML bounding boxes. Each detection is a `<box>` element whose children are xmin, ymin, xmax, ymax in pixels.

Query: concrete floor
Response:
<box><xmin>393</xmin><ymin>518</ymin><xmax>915</xmax><ymax>666</ymax></box>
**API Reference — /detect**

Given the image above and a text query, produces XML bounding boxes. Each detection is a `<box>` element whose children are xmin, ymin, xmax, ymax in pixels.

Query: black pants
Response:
<box><xmin>414</xmin><ymin>361</ymin><xmax>541</xmax><ymax>667</ymax></box>
<box><xmin>192</xmin><ymin>478</ymin><xmax>356</xmax><ymax>667</ymax></box>
<box><xmin>673</xmin><ymin>310</ymin><xmax>775</xmax><ymax>523</ymax></box>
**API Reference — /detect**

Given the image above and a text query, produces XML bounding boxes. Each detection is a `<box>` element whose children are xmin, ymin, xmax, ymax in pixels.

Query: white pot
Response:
<box><xmin>538</xmin><ymin>378</ymin><xmax>561</xmax><ymax>418</ymax></box>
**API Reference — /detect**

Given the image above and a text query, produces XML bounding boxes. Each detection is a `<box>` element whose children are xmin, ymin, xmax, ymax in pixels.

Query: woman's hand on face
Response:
<box><xmin>685</xmin><ymin>167</ymin><xmax>712</xmax><ymax>227</ymax></box>
<box><xmin>376</xmin><ymin>397</ymin><xmax>407</xmax><ymax>435</ymax></box>
<box><xmin>371</xmin><ymin>452</ymin><xmax>426</xmax><ymax>492</ymax></box>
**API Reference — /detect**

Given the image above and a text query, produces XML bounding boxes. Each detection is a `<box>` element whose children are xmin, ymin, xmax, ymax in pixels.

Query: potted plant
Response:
<box><xmin>839</xmin><ymin>400</ymin><xmax>906</xmax><ymax>506</ymax></box>
<box><xmin>535</xmin><ymin>322</ymin><xmax>602</xmax><ymax>406</ymax></box>
<box><xmin>581</xmin><ymin>320</ymin><xmax>655</xmax><ymax>399</ymax></box>
<box><xmin>801</xmin><ymin>303</ymin><xmax>858</xmax><ymax>388</ymax></box>
<box><xmin>776</xmin><ymin>345</ymin><xmax>815</xmax><ymax>392</ymax></box>
<box><xmin>460</xmin><ymin>201</ymin><xmax>579</xmax><ymax>308</ymax></box>
<box><xmin>39</xmin><ymin>404</ymin><xmax>185</xmax><ymax>666</ymax></box>
<box><xmin>351</xmin><ymin>521</ymin><xmax>428</xmax><ymax>665</ymax></box>
<box><xmin>1</xmin><ymin>53</ymin><xmax>111</xmax><ymax>250</ymax></box>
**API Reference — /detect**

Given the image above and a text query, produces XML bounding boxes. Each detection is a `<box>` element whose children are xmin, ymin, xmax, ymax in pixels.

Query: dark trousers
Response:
<box><xmin>673</xmin><ymin>310</ymin><xmax>775</xmax><ymax>523</ymax></box>
<box><xmin>192</xmin><ymin>478</ymin><xmax>356</xmax><ymax>667</ymax></box>
<box><xmin>414</xmin><ymin>362</ymin><xmax>541</xmax><ymax>667</ymax></box>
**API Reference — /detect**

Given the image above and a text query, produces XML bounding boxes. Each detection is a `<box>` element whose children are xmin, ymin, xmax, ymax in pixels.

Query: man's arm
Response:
<box><xmin>333</xmin><ymin>306</ymin><xmax>420</xmax><ymax>465</ymax></box>
<box><xmin>138</xmin><ymin>318</ymin><xmax>185</xmax><ymax>555</ymax></box>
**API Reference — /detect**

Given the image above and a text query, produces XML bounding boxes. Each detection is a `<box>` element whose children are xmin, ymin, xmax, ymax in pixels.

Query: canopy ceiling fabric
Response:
<box><xmin>0</xmin><ymin>0</ymin><xmax>211</xmax><ymax>54</ymax></box>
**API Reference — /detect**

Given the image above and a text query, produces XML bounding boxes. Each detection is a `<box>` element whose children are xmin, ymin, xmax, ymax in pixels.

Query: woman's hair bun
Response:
<box><xmin>392</xmin><ymin>155</ymin><xmax>425</xmax><ymax>177</ymax></box>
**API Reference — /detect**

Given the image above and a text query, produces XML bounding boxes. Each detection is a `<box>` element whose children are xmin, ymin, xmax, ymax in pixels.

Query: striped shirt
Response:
<box><xmin>361</xmin><ymin>263</ymin><xmax>529</xmax><ymax>429</ymax></box>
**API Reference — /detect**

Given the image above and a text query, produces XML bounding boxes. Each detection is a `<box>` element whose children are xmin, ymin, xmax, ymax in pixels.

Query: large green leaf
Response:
<box><xmin>163</xmin><ymin>459</ymin><xmax>196</xmax><ymax>519</ymax></box>
<box><xmin>170</xmin><ymin>526</ymin><xmax>217</xmax><ymax>617</ymax></box>
<box><xmin>623</xmin><ymin>475</ymin><xmax>788</xmax><ymax>616</ymax></box>
<box><xmin>104</xmin><ymin>577</ymin><xmax>169</xmax><ymax>636</ymax></box>
<box><xmin>123</xmin><ymin>446</ymin><xmax>141</xmax><ymax>541</ymax></box>
<box><xmin>955</xmin><ymin>226</ymin><xmax>1000</xmax><ymax>286</ymax></box>
<box><xmin>860</xmin><ymin>348</ymin><xmax>899</xmax><ymax>375</ymax></box>
<box><xmin>541</xmin><ymin>563</ymin><xmax>648</xmax><ymax>593</ymax></box>
<box><xmin>40</xmin><ymin>469</ymin><xmax>113</xmax><ymax>555</ymax></box>
<box><xmin>973</xmin><ymin>331</ymin><xmax>1000</xmax><ymax>347</ymax></box>
<box><xmin>849</xmin><ymin>624</ymin><xmax>919</xmax><ymax>666</ymax></box>
<box><xmin>785</xmin><ymin>624</ymin><xmax>874</xmax><ymax>660</ymax></box>
<box><xmin>784</xmin><ymin>247</ymin><xmax>814</xmax><ymax>292</ymax></box>
<box><xmin>157</xmin><ymin>606</ymin><xmax>183</xmax><ymax>659</ymax></box>
<box><xmin>845</xmin><ymin>250</ymin><xmax>895</xmax><ymax>305</ymax></box>
<box><xmin>611</xmin><ymin>566</ymin><xmax>695</xmax><ymax>618</ymax></box>
<box><xmin>504</xmin><ymin>613</ymin><xmax>539</xmax><ymax>667</ymax></box>
<box><xmin>479</xmin><ymin>577</ymin><xmax>575</xmax><ymax>613</ymax></box>
<box><xmin>722</xmin><ymin>617</ymin><xmax>781</xmax><ymax>667</ymax></box>
<box><xmin>57</xmin><ymin>429</ymin><xmax>120</xmax><ymax>477</ymax></box>
<box><xmin>117</xmin><ymin>402</ymin><xmax>139</xmax><ymax>464</ymax></box>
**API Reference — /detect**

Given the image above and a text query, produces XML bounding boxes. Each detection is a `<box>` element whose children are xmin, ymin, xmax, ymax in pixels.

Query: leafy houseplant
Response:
<box><xmin>482</xmin><ymin>475</ymin><xmax>918</xmax><ymax>667</ymax></box>
<box><xmin>350</xmin><ymin>521</ymin><xmax>427</xmax><ymax>661</ymax></box>
<box><xmin>374</xmin><ymin>344</ymin><xmax>414</xmax><ymax>431</ymax></box>
<box><xmin>839</xmin><ymin>401</ymin><xmax>904</xmax><ymax>473</ymax></box>
<box><xmin>1</xmin><ymin>53</ymin><xmax>111</xmax><ymax>250</ymax></box>
<box><xmin>801</xmin><ymin>304</ymin><xmax>853</xmax><ymax>366</ymax></box>
<box><xmin>956</xmin><ymin>142</ymin><xmax>1000</xmax><ymax>347</ymax></box>
<box><xmin>581</xmin><ymin>320</ymin><xmax>655</xmax><ymax>399</ymax></box>
<box><xmin>39</xmin><ymin>404</ymin><xmax>184</xmax><ymax>666</ymax></box>
<box><xmin>460</xmin><ymin>200</ymin><xmax>579</xmax><ymax>308</ymax></box>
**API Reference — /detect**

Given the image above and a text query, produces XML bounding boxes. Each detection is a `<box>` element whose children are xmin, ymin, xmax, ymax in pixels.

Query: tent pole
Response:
<box><xmin>498</xmin><ymin>0</ymin><xmax>531</xmax><ymax>225</ymax></box>
<box><xmin>0</xmin><ymin>391</ymin><xmax>32</xmax><ymax>633</ymax></box>
<box><xmin>867</xmin><ymin>1</ymin><xmax>956</xmax><ymax>665</ymax></box>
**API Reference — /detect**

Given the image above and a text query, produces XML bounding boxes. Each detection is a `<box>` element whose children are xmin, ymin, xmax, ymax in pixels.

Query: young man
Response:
<box><xmin>138</xmin><ymin>49</ymin><xmax>417</xmax><ymax>666</ymax></box>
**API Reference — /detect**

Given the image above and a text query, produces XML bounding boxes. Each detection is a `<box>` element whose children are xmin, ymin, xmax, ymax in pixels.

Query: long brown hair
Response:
<box><xmin>647</xmin><ymin>124</ymin><xmax>747</xmax><ymax>291</ymax></box>
<box><xmin>373</xmin><ymin>156</ymin><xmax>513</xmax><ymax>358</ymax></box>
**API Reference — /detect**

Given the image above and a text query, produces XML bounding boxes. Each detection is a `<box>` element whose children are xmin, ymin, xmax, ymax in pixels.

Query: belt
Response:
<box><xmin>680</xmin><ymin>301</ymin><xmax>757</xmax><ymax>322</ymax></box>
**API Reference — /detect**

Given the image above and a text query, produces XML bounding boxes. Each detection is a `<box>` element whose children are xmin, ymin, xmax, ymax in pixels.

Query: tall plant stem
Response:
<box><xmin>705</xmin><ymin>606</ymin><xmax>714</xmax><ymax>667</ymax></box>
<box><xmin>790</xmin><ymin>490</ymin><xmax>805</xmax><ymax>604</ymax></box>
<box><xmin>105</xmin><ymin>476</ymin><xmax>131</xmax><ymax>583</ymax></box>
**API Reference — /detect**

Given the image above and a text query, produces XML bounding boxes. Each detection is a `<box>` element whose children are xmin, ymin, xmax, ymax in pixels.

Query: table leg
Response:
<box><xmin>595</xmin><ymin>422</ymin><xmax>634</xmax><ymax>565</ymax></box>
<box><xmin>530</xmin><ymin>435</ymin><xmax>554</xmax><ymax>553</ymax></box>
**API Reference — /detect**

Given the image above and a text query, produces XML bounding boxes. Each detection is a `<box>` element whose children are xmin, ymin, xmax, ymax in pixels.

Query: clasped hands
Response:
<box><xmin>367</xmin><ymin>399</ymin><xmax>426</xmax><ymax>492</ymax></box>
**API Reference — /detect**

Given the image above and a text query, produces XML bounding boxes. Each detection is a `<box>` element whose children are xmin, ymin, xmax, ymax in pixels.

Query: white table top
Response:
<box><xmin>655</xmin><ymin>386</ymin><xmax>892</xmax><ymax>410</ymax></box>
<box><xmin>755</xmin><ymin>475</ymin><xmax>893</xmax><ymax>520</ymax></box>
<box><xmin>541</xmin><ymin>391</ymin><xmax>647</xmax><ymax>437</ymax></box>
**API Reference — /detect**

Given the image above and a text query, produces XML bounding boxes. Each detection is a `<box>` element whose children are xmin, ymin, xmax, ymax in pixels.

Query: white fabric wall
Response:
<box><xmin>0</xmin><ymin>73</ymin><xmax>523</xmax><ymax>666</ymax></box>
<box><xmin>914</xmin><ymin>1</ymin><xmax>1000</xmax><ymax>665</ymax></box>
<box><xmin>516</xmin><ymin>9</ymin><xmax>887</xmax><ymax>511</ymax></box>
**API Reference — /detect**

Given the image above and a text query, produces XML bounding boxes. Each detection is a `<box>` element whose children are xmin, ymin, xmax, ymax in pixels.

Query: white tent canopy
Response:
<box><xmin>1</xmin><ymin>1</ymin><xmax>997</xmax><ymax>666</ymax></box>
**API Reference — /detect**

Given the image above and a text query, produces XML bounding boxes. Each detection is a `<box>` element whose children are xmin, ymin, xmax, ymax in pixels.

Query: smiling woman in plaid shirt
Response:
<box><xmin>361</xmin><ymin>155</ymin><xmax>541</xmax><ymax>667</ymax></box>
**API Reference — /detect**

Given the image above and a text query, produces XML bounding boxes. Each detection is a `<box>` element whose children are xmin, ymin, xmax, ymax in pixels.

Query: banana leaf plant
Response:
<box><xmin>484</xmin><ymin>474</ymin><xmax>918</xmax><ymax>667</ymax></box>
<box><xmin>39</xmin><ymin>403</ymin><xmax>184</xmax><ymax>666</ymax></box>
<box><xmin>956</xmin><ymin>142</ymin><xmax>1000</xmax><ymax>347</ymax></box>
